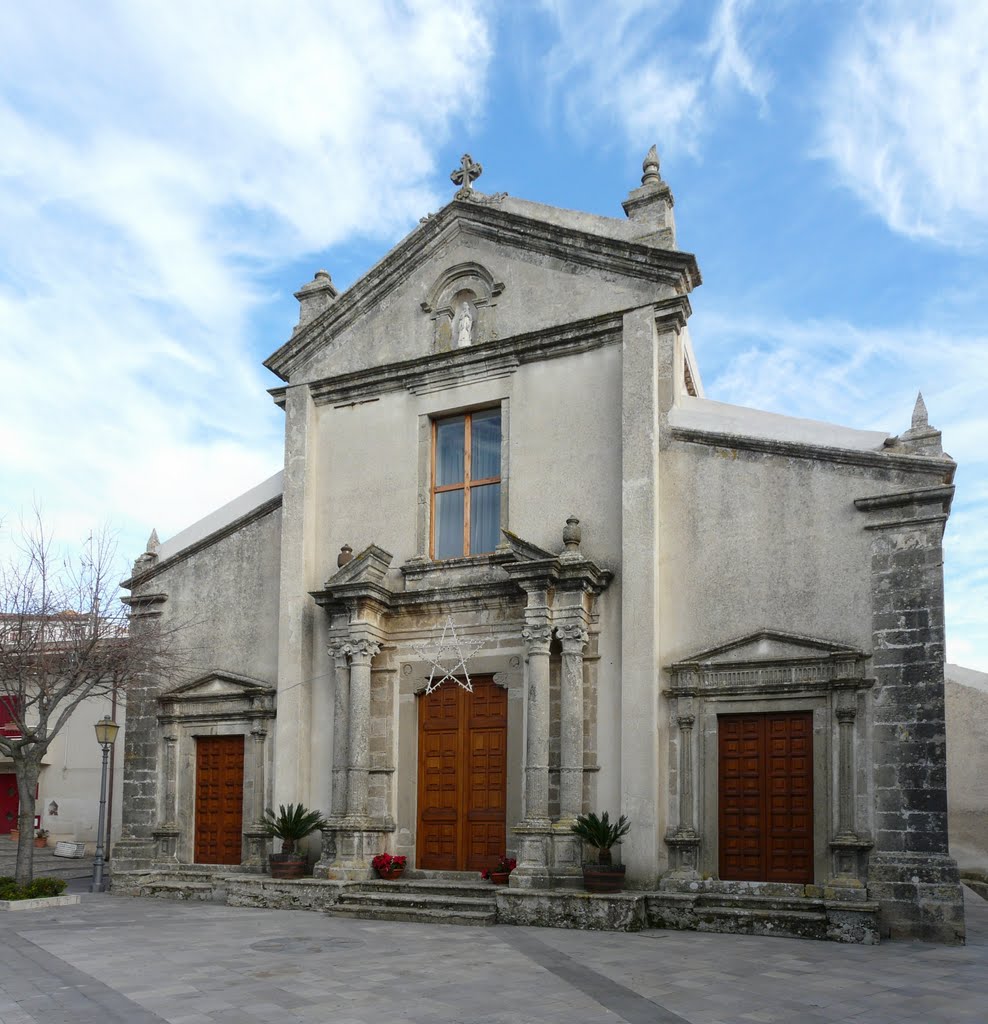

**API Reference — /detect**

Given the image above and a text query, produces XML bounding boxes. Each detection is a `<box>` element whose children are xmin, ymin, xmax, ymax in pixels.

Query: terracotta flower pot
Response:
<box><xmin>378</xmin><ymin>866</ymin><xmax>405</xmax><ymax>881</ymax></box>
<box><xmin>269</xmin><ymin>853</ymin><xmax>306</xmax><ymax>879</ymax></box>
<box><xmin>34</xmin><ymin>837</ymin><xmax>48</xmax><ymax>848</ymax></box>
<box><xmin>490</xmin><ymin>871</ymin><xmax>510</xmax><ymax>885</ymax></box>
<box><xmin>582</xmin><ymin>864</ymin><xmax>626</xmax><ymax>893</ymax></box>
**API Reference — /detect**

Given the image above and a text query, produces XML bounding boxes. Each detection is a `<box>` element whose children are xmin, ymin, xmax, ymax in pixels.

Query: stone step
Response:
<box><xmin>695</xmin><ymin>893</ymin><xmax>826</xmax><ymax>913</ymax></box>
<box><xmin>338</xmin><ymin>891</ymin><xmax>495</xmax><ymax>913</ymax></box>
<box><xmin>327</xmin><ymin>905</ymin><xmax>495</xmax><ymax>926</ymax></box>
<box><xmin>698</xmin><ymin>904</ymin><xmax>827</xmax><ymax>921</ymax></box>
<box><xmin>352</xmin><ymin>879</ymin><xmax>494</xmax><ymax>898</ymax></box>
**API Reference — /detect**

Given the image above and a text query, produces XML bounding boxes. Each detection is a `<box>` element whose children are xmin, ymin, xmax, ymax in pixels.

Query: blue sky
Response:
<box><xmin>1</xmin><ymin>0</ymin><xmax>985</xmax><ymax>669</ymax></box>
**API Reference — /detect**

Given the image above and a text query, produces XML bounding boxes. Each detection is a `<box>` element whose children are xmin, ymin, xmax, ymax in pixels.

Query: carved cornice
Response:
<box><xmin>264</xmin><ymin>201</ymin><xmax>700</xmax><ymax>382</ymax></box>
<box><xmin>854</xmin><ymin>484</ymin><xmax>954</xmax><ymax>532</ymax></box>
<box><xmin>670</xmin><ymin>426</ymin><xmax>957</xmax><ymax>480</ymax></box>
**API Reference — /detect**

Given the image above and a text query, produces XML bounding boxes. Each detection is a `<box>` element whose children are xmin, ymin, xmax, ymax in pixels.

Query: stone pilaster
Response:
<box><xmin>242</xmin><ymin>727</ymin><xmax>269</xmax><ymax>870</ymax></box>
<box><xmin>828</xmin><ymin>696</ymin><xmax>871</xmax><ymax>889</ymax></box>
<box><xmin>113</xmin><ymin>591</ymin><xmax>167</xmax><ymax>874</ymax></box>
<box><xmin>556</xmin><ymin>624</ymin><xmax>588</xmax><ymax>821</ymax></box>
<box><xmin>855</xmin><ymin>484</ymin><xmax>964</xmax><ymax>942</ymax></box>
<box><xmin>663</xmin><ymin>692</ymin><xmax>700</xmax><ymax>881</ymax></box>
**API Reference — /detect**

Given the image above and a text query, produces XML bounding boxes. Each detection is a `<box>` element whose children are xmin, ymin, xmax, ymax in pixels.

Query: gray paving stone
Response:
<box><xmin>0</xmin><ymin>889</ymin><xmax>986</xmax><ymax>1023</ymax></box>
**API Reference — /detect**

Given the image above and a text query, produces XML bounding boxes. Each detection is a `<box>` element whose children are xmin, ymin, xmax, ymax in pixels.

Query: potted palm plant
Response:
<box><xmin>261</xmin><ymin>803</ymin><xmax>329</xmax><ymax>879</ymax></box>
<box><xmin>571</xmin><ymin>811</ymin><xmax>631</xmax><ymax>893</ymax></box>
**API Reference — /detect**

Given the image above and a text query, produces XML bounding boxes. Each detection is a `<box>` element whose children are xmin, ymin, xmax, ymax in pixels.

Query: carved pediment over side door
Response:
<box><xmin>666</xmin><ymin>630</ymin><xmax>870</xmax><ymax>698</ymax></box>
<box><xmin>159</xmin><ymin>671</ymin><xmax>276</xmax><ymax>724</ymax></box>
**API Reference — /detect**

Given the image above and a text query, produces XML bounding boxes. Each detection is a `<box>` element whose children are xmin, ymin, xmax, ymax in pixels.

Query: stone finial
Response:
<box><xmin>133</xmin><ymin>529</ymin><xmax>160</xmax><ymax>573</ymax></box>
<box><xmin>561</xmin><ymin>516</ymin><xmax>582</xmax><ymax>559</ymax></box>
<box><xmin>911</xmin><ymin>391</ymin><xmax>929</xmax><ymax>431</ymax></box>
<box><xmin>450</xmin><ymin>153</ymin><xmax>483</xmax><ymax>194</ymax></box>
<box><xmin>337</xmin><ymin>544</ymin><xmax>353</xmax><ymax>568</ymax></box>
<box><xmin>623</xmin><ymin>144</ymin><xmax>676</xmax><ymax>246</ymax></box>
<box><xmin>890</xmin><ymin>389</ymin><xmax>944</xmax><ymax>457</ymax></box>
<box><xmin>294</xmin><ymin>269</ymin><xmax>339</xmax><ymax>330</ymax></box>
<box><xmin>641</xmin><ymin>144</ymin><xmax>661</xmax><ymax>187</ymax></box>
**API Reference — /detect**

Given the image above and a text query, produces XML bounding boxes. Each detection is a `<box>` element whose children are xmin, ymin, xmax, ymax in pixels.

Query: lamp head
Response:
<box><xmin>94</xmin><ymin>715</ymin><xmax>120</xmax><ymax>747</ymax></box>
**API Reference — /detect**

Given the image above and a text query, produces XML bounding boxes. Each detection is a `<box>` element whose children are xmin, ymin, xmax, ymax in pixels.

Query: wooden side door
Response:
<box><xmin>194</xmin><ymin>735</ymin><xmax>244</xmax><ymax>865</ymax></box>
<box><xmin>417</xmin><ymin>678</ymin><xmax>506</xmax><ymax>872</ymax></box>
<box><xmin>718</xmin><ymin>711</ymin><xmax>813</xmax><ymax>884</ymax></box>
<box><xmin>0</xmin><ymin>774</ymin><xmax>17</xmax><ymax>834</ymax></box>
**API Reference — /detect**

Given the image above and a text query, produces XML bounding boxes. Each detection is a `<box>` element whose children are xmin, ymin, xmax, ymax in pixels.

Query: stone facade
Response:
<box><xmin>115</xmin><ymin>151</ymin><xmax>964</xmax><ymax>942</ymax></box>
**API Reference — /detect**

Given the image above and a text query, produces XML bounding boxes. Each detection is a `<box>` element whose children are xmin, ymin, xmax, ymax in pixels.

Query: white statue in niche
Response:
<box><xmin>455</xmin><ymin>301</ymin><xmax>473</xmax><ymax>348</ymax></box>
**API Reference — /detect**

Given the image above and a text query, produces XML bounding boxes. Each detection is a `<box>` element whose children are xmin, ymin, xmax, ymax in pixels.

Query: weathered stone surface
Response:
<box><xmin>496</xmin><ymin>889</ymin><xmax>647</xmax><ymax>931</ymax></box>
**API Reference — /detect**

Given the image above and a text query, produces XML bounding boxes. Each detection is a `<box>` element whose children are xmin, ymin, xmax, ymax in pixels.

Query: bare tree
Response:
<box><xmin>0</xmin><ymin>513</ymin><xmax>173</xmax><ymax>884</ymax></box>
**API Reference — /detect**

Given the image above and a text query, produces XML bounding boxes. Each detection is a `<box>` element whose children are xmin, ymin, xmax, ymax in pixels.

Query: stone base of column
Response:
<box><xmin>151</xmin><ymin>825</ymin><xmax>180</xmax><ymax>863</ymax></box>
<box><xmin>312</xmin><ymin>818</ymin><xmax>394</xmax><ymax>880</ymax></box>
<box><xmin>828</xmin><ymin>834</ymin><xmax>872</xmax><ymax>891</ymax></box>
<box><xmin>549</xmin><ymin>823</ymin><xmax>584</xmax><ymax>889</ymax></box>
<box><xmin>660</xmin><ymin>829</ymin><xmax>701</xmax><ymax>884</ymax></box>
<box><xmin>510</xmin><ymin>823</ymin><xmax>553</xmax><ymax>889</ymax></box>
<box><xmin>867</xmin><ymin>852</ymin><xmax>965</xmax><ymax>943</ymax></box>
<box><xmin>242</xmin><ymin>825</ymin><xmax>269</xmax><ymax>872</ymax></box>
<box><xmin>109</xmin><ymin>837</ymin><xmax>157</xmax><ymax>874</ymax></box>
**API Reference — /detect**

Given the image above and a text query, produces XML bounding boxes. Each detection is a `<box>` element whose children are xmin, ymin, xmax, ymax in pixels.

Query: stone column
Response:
<box><xmin>152</xmin><ymin>733</ymin><xmax>180</xmax><ymax>862</ymax></box>
<box><xmin>556</xmin><ymin>624</ymin><xmax>588</xmax><ymax>821</ymax></box>
<box><xmin>346</xmin><ymin>639</ymin><xmax>380</xmax><ymax>821</ymax></box>
<box><xmin>512</xmin><ymin>623</ymin><xmax>553</xmax><ymax>889</ymax></box>
<box><xmin>521</xmin><ymin>625</ymin><xmax>552</xmax><ymax>824</ymax></box>
<box><xmin>328</xmin><ymin>642</ymin><xmax>351</xmax><ymax>818</ymax></box>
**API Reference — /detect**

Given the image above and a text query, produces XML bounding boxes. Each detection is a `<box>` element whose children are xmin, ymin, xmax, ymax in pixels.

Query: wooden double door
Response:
<box><xmin>417</xmin><ymin>678</ymin><xmax>506</xmax><ymax>872</ymax></box>
<box><xmin>718</xmin><ymin>711</ymin><xmax>814</xmax><ymax>884</ymax></box>
<box><xmin>194</xmin><ymin>735</ymin><xmax>244</xmax><ymax>865</ymax></box>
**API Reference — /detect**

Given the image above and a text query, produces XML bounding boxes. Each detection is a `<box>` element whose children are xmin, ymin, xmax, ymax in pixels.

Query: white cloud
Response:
<box><xmin>818</xmin><ymin>1</ymin><xmax>988</xmax><ymax>245</ymax></box>
<box><xmin>693</xmin><ymin>307</ymin><xmax>988</xmax><ymax>671</ymax></box>
<box><xmin>535</xmin><ymin>0</ymin><xmax>768</xmax><ymax>157</ymax></box>
<box><xmin>0</xmin><ymin>1</ymin><xmax>491</xmax><ymax>561</ymax></box>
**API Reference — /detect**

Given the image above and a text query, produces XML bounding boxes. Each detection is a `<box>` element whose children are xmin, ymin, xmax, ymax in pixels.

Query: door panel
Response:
<box><xmin>194</xmin><ymin>735</ymin><xmax>244</xmax><ymax>865</ymax></box>
<box><xmin>718</xmin><ymin>712</ymin><xmax>813</xmax><ymax>884</ymax></box>
<box><xmin>0</xmin><ymin>774</ymin><xmax>17</xmax><ymax>833</ymax></box>
<box><xmin>417</xmin><ymin>678</ymin><xmax>506</xmax><ymax>872</ymax></box>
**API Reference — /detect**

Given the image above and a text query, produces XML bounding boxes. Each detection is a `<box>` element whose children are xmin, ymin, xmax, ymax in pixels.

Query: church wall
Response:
<box><xmin>151</xmin><ymin>508</ymin><xmax>283</xmax><ymax>688</ymax></box>
<box><xmin>945</xmin><ymin>669</ymin><xmax>988</xmax><ymax>873</ymax></box>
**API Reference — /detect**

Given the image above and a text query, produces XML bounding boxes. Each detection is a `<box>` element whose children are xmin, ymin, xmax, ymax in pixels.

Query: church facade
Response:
<box><xmin>115</xmin><ymin>151</ymin><xmax>965</xmax><ymax>942</ymax></box>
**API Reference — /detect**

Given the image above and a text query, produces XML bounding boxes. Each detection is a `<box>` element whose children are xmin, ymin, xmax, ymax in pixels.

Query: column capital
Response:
<box><xmin>676</xmin><ymin>713</ymin><xmax>696</xmax><ymax>730</ymax></box>
<box><xmin>348</xmin><ymin>639</ymin><xmax>381</xmax><ymax>663</ymax></box>
<box><xmin>836</xmin><ymin>705</ymin><xmax>857</xmax><ymax>724</ymax></box>
<box><xmin>328</xmin><ymin>640</ymin><xmax>352</xmax><ymax>662</ymax></box>
<box><xmin>522</xmin><ymin>625</ymin><xmax>553</xmax><ymax>654</ymax></box>
<box><xmin>555</xmin><ymin>623</ymin><xmax>589</xmax><ymax>653</ymax></box>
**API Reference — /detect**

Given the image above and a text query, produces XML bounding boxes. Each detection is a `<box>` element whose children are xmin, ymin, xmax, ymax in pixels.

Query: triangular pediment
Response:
<box><xmin>678</xmin><ymin>630</ymin><xmax>863</xmax><ymax>666</ymax></box>
<box><xmin>324</xmin><ymin>544</ymin><xmax>394</xmax><ymax>588</ymax></box>
<box><xmin>264</xmin><ymin>194</ymin><xmax>699</xmax><ymax>385</ymax></box>
<box><xmin>161</xmin><ymin>671</ymin><xmax>275</xmax><ymax>703</ymax></box>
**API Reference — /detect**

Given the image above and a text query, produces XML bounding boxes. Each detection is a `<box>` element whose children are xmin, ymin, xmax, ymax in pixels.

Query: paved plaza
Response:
<box><xmin>1</xmin><ymin>885</ymin><xmax>986</xmax><ymax>1024</ymax></box>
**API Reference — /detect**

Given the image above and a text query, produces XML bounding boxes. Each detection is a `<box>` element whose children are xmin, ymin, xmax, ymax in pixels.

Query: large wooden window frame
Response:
<box><xmin>430</xmin><ymin>409</ymin><xmax>501</xmax><ymax>559</ymax></box>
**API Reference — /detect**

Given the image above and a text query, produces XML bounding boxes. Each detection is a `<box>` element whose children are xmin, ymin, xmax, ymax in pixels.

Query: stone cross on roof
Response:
<box><xmin>450</xmin><ymin>153</ymin><xmax>482</xmax><ymax>194</ymax></box>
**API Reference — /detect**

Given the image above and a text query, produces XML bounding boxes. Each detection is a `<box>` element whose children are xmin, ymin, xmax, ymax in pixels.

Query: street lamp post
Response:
<box><xmin>91</xmin><ymin>715</ymin><xmax>120</xmax><ymax>893</ymax></box>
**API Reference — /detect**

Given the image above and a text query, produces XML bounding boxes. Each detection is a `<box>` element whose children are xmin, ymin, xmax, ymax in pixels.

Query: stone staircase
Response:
<box><xmin>326</xmin><ymin>877</ymin><xmax>497</xmax><ymax>926</ymax></box>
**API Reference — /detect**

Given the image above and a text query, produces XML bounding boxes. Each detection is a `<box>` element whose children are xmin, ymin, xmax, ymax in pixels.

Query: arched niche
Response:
<box><xmin>420</xmin><ymin>262</ymin><xmax>504</xmax><ymax>352</ymax></box>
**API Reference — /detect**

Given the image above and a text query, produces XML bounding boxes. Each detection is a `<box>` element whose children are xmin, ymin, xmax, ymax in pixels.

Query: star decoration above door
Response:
<box><xmin>412</xmin><ymin>615</ymin><xmax>488</xmax><ymax>694</ymax></box>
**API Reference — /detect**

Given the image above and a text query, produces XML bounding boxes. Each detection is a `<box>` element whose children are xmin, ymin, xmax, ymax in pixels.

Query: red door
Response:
<box><xmin>0</xmin><ymin>774</ymin><xmax>17</xmax><ymax>834</ymax></box>
<box><xmin>194</xmin><ymin>735</ymin><xmax>244</xmax><ymax>865</ymax></box>
<box><xmin>417</xmin><ymin>678</ymin><xmax>506</xmax><ymax>872</ymax></box>
<box><xmin>718</xmin><ymin>712</ymin><xmax>814</xmax><ymax>883</ymax></box>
